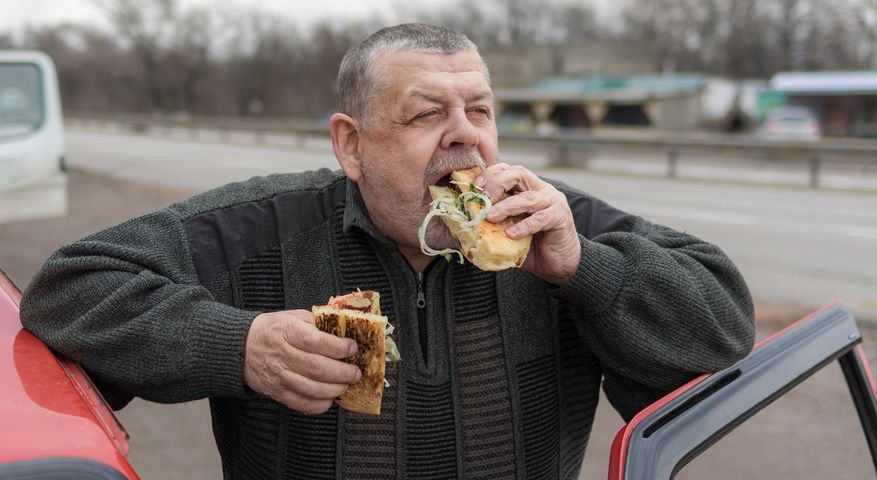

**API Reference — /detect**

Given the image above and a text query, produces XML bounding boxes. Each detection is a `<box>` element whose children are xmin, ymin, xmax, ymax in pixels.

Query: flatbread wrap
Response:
<box><xmin>419</xmin><ymin>166</ymin><xmax>532</xmax><ymax>271</ymax></box>
<box><xmin>312</xmin><ymin>290</ymin><xmax>400</xmax><ymax>415</ymax></box>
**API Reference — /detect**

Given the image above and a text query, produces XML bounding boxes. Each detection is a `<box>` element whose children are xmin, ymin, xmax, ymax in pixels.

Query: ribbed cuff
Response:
<box><xmin>188</xmin><ymin>301</ymin><xmax>260</xmax><ymax>398</ymax></box>
<box><xmin>548</xmin><ymin>236</ymin><xmax>627</xmax><ymax>317</ymax></box>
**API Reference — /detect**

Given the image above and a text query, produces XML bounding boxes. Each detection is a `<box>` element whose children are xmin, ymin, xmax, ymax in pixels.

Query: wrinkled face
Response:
<box><xmin>355</xmin><ymin>49</ymin><xmax>498</xmax><ymax>250</ymax></box>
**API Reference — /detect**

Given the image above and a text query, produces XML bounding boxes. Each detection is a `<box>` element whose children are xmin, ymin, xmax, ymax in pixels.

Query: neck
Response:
<box><xmin>399</xmin><ymin>244</ymin><xmax>433</xmax><ymax>272</ymax></box>
<box><xmin>352</xmin><ymin>181</ymin><xmax>435</xmax><ymax>272</ymax></box>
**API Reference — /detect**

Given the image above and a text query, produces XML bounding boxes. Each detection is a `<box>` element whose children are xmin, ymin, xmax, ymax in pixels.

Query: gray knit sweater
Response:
<box><xmin>21</xmin><ymin>169</ymin><xmax>754</xmax><ymax>479</ymax></box>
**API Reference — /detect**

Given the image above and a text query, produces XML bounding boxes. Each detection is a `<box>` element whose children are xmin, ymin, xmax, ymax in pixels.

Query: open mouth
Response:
<box><xmin>434</xmin><ymin>172</ymin><xmax>454</xmax><ymax>188</ymax></box>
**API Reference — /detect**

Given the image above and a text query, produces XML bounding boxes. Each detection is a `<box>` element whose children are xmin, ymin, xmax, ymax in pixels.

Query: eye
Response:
<box><xmin>468</xmin><ymin>106</ymin><xmax>492</xmax><ymax>118</ymax></box>
<box><xmin>415</xmin><ymin>110</ymin><xmax>440</xmax><ymax>120</ymax></box>
<box><xmin>467</xmin><ymin>106</ymin><xmax>492</xmax><ymax>123</ymax></box>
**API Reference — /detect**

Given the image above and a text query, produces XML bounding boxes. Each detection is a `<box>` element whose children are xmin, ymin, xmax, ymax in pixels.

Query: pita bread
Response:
<box><xmin>312</xmin><ymin>291</ymin><xmax>387</xmax><ymax>415</ymax></box>
<box><xmin>429</xmin><ymin>166</ymin><xmax>532</xmax><ymax>271</ymax></box>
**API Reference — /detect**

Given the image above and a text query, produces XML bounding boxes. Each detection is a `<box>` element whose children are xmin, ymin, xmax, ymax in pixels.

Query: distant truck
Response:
<box><xmin>0</xmin><ymin>50</ymin><xmax>67</xmax><ymax>225</ymax></box>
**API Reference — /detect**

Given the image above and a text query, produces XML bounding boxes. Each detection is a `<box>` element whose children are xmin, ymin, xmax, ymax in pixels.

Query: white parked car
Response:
<box><xmin>759</xmin><ymin>105</ymin><xmax>822</xmax><ymax>142</ymax></box>
<box><xmin>0</xmin><ymin>50</ymin><xmax>67</xmax><ymax>224</ymax></box>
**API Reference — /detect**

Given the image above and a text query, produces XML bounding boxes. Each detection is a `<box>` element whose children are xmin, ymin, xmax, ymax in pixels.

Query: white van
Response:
<box><xmin>0</xmin><ymin>50</ymin><xmax>67</xmax><ymax>224</ymax></box>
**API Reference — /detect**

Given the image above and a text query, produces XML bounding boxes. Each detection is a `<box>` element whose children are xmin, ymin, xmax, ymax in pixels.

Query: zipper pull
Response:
<box><xmin>416</xmin><ymin>271</ymin><xmax>426</xmax><ymax>309</ymax></box>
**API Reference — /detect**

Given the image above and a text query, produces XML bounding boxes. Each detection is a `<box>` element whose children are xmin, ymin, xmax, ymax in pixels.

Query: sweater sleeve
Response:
<box><xmin>549</xmin><ymin>193</ymin><xmax>755</xmax><ymax>421</ymax></box>
<box><xmin>19</xmin><ymin>207</ymin><xmax>260</xmax><ymax>409</ymax></box>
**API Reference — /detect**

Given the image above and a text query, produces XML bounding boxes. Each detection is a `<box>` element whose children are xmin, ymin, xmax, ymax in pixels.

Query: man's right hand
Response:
<box><xmin>243</xmin><ymin>310</ymin><xmax>361</xmax><ymax>415</ymax></box>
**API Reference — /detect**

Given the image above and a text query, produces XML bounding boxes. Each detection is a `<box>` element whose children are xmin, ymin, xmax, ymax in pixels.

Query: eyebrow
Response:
<box><xmin>468</xmin><ymin>90</ymin><xmax>494</xmax><ymax>102</ymax></box>
<box><xmin>408</xmin><ymin>89</ymin><xmax>494</xmax><ymax>104</ymax></box>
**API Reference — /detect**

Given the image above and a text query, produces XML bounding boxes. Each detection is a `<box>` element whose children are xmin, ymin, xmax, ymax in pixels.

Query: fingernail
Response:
<box><xmin>349</xmin><ymin>342</ymin><xmax>358</xmax><ymax>356</ymax></box>
<box><xmin>355</xmin><ymin>369</ymin><xmax>362</xmax><ymax>381</ymax></box>
<box><xmin>475</xmin><ymin>176</ymin><xmax>485</xmax><ymax>187</ymax></box>
<box><xmin>507</xmin><ymin>226</ymin><xmax>519</xmax><ymax>237</ymax></box>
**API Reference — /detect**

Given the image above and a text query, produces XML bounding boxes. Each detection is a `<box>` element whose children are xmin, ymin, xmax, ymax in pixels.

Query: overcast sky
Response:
<box><xmin>2</xmin><ymin>0</ymin><xmax>619</xmax><ymax>36</ymax></box>
<box><xmin>2</xmin><ymin>0</ymin><xmax>414</xmax><ymax>33</ymax></box>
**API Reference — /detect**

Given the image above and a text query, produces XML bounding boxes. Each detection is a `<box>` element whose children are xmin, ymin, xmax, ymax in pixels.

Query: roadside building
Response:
<box><xmin>481</xmin><ymin>39</ymin><xmax>660</xmax><ymax>88</ymax></box>
<box><xmin>494</xmin><ymin>74</ymin><xmax>744</xmax><ymax>133</ymax></box>
<box><xmin>763</xmin><ymin>71</ymin><xmax>877</xmax><ymax>137</ymax></box>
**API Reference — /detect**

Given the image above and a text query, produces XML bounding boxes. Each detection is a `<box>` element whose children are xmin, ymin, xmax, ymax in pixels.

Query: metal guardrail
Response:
<box><xmin>501</xmin><ymin>131</ymin><xmax>877</xmax><ymax>189</ymax></box>
<box><xmin>66</xmin><ymin>112</ymin><xmax>329</xmax><ymax>148</ymax></box>
<box><xmin>66</xmin><ymin>112</ymin><xmax>877</xmax><ymax>189</ymax></box>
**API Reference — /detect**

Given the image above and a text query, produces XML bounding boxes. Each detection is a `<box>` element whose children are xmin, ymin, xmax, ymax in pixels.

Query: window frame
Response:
<box><xmin>608</xmin><ymin>303</ymin><xmax>877</xmax><ymax>479</ymax></box>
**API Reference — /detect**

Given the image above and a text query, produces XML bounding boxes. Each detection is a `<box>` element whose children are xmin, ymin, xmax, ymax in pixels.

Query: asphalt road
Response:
<box><xmin>1</xmin><ymin>128</ymin><xmax>875</xmax><ymax>479</ymax></box>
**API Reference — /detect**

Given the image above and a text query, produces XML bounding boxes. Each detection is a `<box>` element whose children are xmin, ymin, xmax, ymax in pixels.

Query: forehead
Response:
<box><xmin>374</xmin><ymin>50</ymin><xmax>491</xmax><ymax>104</ymax></box>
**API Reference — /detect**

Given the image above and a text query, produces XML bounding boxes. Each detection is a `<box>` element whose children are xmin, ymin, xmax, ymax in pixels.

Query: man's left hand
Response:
<box><xmin>475</xmin><ymin>163</ymin><xmax>582</xmax><ymax>286</ymax></box>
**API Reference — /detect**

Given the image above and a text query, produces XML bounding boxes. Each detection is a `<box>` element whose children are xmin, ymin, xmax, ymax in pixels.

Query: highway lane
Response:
<box><xmin>66</xmin><ymin>128</ymin><xmax>877</xmax><ymax>323</ymax></box>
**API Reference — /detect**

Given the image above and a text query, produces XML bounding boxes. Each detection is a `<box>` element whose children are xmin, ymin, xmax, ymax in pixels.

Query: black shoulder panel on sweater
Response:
<box><xmin>183</xmin><ymin>181</ymin><xmax>346</xmax><ymax>283</ymax></box>
<box><xmin>544</xmin><ymin>177</ymin><xmax>636</xmax><ymax>238</ymax></box>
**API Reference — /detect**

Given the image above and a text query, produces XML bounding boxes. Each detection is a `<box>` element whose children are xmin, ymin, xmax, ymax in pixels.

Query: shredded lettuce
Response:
<box><xmin>418</xmin><ymin>181</ymin><xmax>492</xmax><ymax>262</ymax></box>
<box><xmin>385</xmin><ymin>334</ymin><xmax>401</xmax><ymax>367</ymax></box>
<box><xmin>383</xmin><ymin>322</ymin><xmax>400</xmax><ymax>388</ymax></box>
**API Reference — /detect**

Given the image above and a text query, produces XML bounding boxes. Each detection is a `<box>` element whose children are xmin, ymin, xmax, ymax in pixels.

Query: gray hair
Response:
<box><xmin>337</xmin><ymin>23</ymin><xmax>489</xmax><ymax>130</ymax></box>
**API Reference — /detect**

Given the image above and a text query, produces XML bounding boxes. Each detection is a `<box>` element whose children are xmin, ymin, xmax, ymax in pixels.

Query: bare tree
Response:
<box><xmin>553</xmin><ymin>4</ymin><xmax>599</xmax><ymax>44</ymax></box>
<box><xmin>11</xmin><ymin>0</ymin><xmax>877</xmax><ymax>118</ymax></box>
<box><xmin>0</xmin><ymin>33</ymin><xmax>15</xmax><ymax>49</ymax></box>
<box><xmin>850</xmin><ymin>0</ymin><xmax>877</xmax><ymax>68</ymax></box>
<box><xmin>167</xmin><ymin>7</ymin><xmax>214</xmax><ymax>113</ymax></box>
<box><xmin>219</xmin><ymin>10</ymin><xmax>300</xmax><ymax>116</ymax></box>
<box><xmin>295</xmin><ymin>22</ymin><xmax>363</xmax><ymax>115</ymax></box>
<box><xmin>98</xmin><ymin>0</ymin><xmax>180</xmax><ymax>111</ymax></box>
<box><xmin>624</xmin><ymin>0</ymin><xmax>871</xmax><ymax>78</ymax></box>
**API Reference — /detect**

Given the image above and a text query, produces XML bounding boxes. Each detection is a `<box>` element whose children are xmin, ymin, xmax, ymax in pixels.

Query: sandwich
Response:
<box><xmin>419</xmin><ymin>166</ymin><xmax>532</xmax><ymax>271</ymax></box>
<box><xmin>312</xmin><ymin>290</ymin><xmax>400</xmax><ymax>415</ymax></box>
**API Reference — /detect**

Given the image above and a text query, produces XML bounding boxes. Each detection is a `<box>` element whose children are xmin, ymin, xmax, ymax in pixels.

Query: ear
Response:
<box><xmin>330</xmin><ymin>113</ymin><xmax>362</xmax><ymax>182</ymax></box>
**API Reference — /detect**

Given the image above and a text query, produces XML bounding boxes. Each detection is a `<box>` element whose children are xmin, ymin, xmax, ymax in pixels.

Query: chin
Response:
<box><xmin>423</xmin><ymin>222</ymin><xmax>458</xmax><ymax>251</ymax></box>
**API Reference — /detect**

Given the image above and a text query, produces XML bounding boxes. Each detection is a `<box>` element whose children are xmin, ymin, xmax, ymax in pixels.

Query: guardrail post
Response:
<box><xmin>554</xmin><ymin>144</ymin><xmax>571</xmax><ymax>167</ymax></box>
<box><xmin>668</xmin><ymin>145</ymin><xmax>679</xmax><ymax>179</ymax></box>
<box><xmin>809</xmin><ymin>155</ymin><xmax>820</xmax><ymax>189</ymax></box>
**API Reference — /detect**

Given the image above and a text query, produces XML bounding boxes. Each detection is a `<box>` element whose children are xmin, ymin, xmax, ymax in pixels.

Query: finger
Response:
<box><xmin>285</xmin><ymin>317</ymin><xmax>358</xmax><ymax>360</ymax></box>
<box><xmin>274</xmin><ymin>389</ymin><xmax>335</xmax><ymax>415</ymax></box>
<box><xmin>504</xmin><ymin>209</ymin><xmax>564</xmax><ymax>239</ymax></box>
<box><xmin>476</xmin><ymin>164</ymin><xmax>546</xmax><ymax>203</ymax></box>
<box><xmin>487</xmin><ymin>189</ymin><xmax>553</xmax><ymax>223</ymax></box>
<box><xmin>474</xmin><ymin>161</ymin><xmax>510</xmax><ymax>189</ymax></box>
<box><xmin>278</xmin><ymin>369</ymin><xmax>351</xmax><ymax>400</ymax></box>
<box><xmin>473</xmin><ymin>162</ymin><xmax>510</xmax><ymax>201</ymax></box>
<box><xmin>286</xmin><ymin>346</ymin><xmax>363</xmax><ymax>384</ymax></box>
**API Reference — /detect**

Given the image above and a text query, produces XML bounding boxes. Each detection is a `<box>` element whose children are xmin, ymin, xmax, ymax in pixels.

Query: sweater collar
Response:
<box><xmin>342</xmin><ymin>179</ymin><xmax>396</xmax><ymax>248</ymax></box>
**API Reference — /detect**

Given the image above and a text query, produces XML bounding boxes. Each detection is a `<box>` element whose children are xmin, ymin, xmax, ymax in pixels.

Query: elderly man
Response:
<box><xmin>21</xmin><ymin>23</ymin><xmax>754</xmax><ymax>479</ymax></box>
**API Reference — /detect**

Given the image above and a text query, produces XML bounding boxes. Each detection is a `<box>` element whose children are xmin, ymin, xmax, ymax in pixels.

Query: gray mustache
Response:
<box><xmin>424</xmin><ymin>149</ymin><xmax>486</xmax><ymax>185</ymax></box>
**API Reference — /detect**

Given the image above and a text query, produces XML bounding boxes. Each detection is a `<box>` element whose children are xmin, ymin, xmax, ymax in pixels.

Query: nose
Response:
<box><xmin>440</xmin><ymin>110</ymin><xmax>479</xmax><ymax>150</ymax></box>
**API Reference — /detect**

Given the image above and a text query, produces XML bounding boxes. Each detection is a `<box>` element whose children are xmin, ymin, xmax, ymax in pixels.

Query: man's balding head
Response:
<box><xmin>336</xmin><ymin>23</ymin><xmax>489</xmax><ymax>130</ymax></box>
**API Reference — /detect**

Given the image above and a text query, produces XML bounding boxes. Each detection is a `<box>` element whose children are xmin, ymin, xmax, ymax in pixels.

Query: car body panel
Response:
<box><xmin>608</xmin><ymin>303</ymin><xmax>877</xmax><ymax>479</ymax></box>
<box><xmin>0</xmin><ymin>50</ymin><xmax>68</xmax><ymax>225</ymax></box>
<box><xmin>0</xmin><ymin>270</ymin><xmax>137</xmax><ymax>478</ymax></box>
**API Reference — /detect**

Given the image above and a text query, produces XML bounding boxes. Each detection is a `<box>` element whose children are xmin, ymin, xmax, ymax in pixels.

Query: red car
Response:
<box><xmin>0</xmin><ymin>269</ymin><xmax>138</xmax><ymax>479</ymax></box>
<box><xmin>1</xmin><ymin>266</ymin><xmax>875</xmax><ymax>479</ymax></box>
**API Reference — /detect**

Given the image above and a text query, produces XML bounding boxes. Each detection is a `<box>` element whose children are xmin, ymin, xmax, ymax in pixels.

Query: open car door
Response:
<box><xmin>608</xmin><ymin>303</ymin><xmax>877</xmax><ymax>479</ymax></box>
